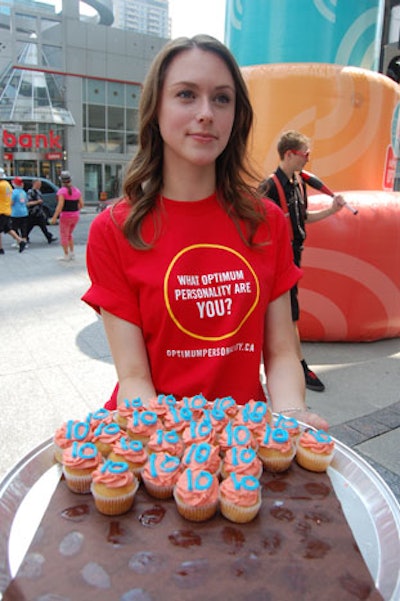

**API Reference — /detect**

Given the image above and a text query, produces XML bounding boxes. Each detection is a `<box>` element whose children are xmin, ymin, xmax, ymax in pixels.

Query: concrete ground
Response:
<box><xmin>1</xmin><ymin>209</ymin><xmax>399</xmax><ymax>501</ymax></box>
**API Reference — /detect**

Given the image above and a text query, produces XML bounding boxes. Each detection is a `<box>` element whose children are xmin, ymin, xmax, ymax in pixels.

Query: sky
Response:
<box><xmin>169</xmin><ymin>0</ymin><xmax>226</xmax><ymax>42</ymax></box>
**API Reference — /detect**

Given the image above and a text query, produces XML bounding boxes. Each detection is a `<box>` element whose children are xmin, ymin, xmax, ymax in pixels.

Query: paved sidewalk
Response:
<box><xmin>0</xmin><ymin>216</ymin><xmax>399</xmax><ymax>502</ymax></box>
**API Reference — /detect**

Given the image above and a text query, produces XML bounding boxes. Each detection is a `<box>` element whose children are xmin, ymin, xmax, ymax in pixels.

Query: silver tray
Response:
<box><xmin>0</xmin><ymin>436</ymin><xmax>399</xmax><ymax>600</ymax></box>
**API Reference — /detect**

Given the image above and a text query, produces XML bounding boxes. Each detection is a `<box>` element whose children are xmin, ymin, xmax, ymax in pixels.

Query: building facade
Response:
<box><xmin>113</xmin><ymin>0</ymin><xmax>169</xmax><ymax>38</ymax></box>
<box><xmin>0</xmin><ymin>0</ymin><xmax>168</xmax><ymax>202</ymax></box>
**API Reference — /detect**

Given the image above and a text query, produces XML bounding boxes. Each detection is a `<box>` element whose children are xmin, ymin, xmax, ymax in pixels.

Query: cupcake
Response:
<box><xmin>274</xmin><ymin>414</ymin><xmax>301</xmax><ymax>440</ymax></box>
<box><xmin>53</xmin><ymin>419</ymin><xmax>93</xmax><ymax>463</ymax></box>
<box><xmin>295</xmin><ymin>429</ymin><xmax>335</xmax><ymax>472</ymax></box>
<box><xmin>108</xmin><ymin>435</ymin><xmax>148</xmax><ymax>478</ymax></box>
<box><xmin>218</xmin><ymin>422</ymin><xmax>256</xmax><ymax>456</ymax></box>
<box><xmin>219</xmin><ymin>473</ymin><xmax>262</xmax><ymax>523</ymax></box>
<box><xmin>92</xmin><ymin>421</ymin><xmax>122</xmax><ymax>457</ymax></box>
<box><xmin>178</xmin><ymin>394</ymin><xmax>208</xmax><ymax>421</ymax></box>
<box><xmin>147</xmin><ymin>428</ymin><xmax>185</xmax><ymax>457</ymax></box>
<box><xmin>182</xmin><ymin>419</ymin><xmax>218</xmax><ymax>448</ymax></box>
<box><xmin>91</xmin><ymin>460</ymin><xmax>139</xmax><ymax>515</ymax></box>
<box><xmin>115</xmin><ymin>398</ymin><xmax>143</xmax><ymax>429</ymax></box>
<box><xmin>148</xmin><ymin>394</ymin><xmax>176</xmax><ymax>421</ymax></box>
<box><xmin>87</xmin><ymin>408</ymin><xmax>114</xmax><ymax>433</ymax></box>
<box><xmin>141</xmin><ymin>452</ymin><xmax>182</xmax><ymax>499</ymax></box>
<box><xmin>126</xmin><ymin>409</ymin><xmax>160</xmax><ymax>445</ymax></box>
<box><xmin>213</xmin><ymin>395</ymin><xmax>239</xmax><ymax>419</ymax></box>
<box><xmin>257</xmin><ymin>425</ymin><xmax>296</xmax><ymax>472</ymax></box>
<box><xmin>221</xmin><ymin>446</ymin><xmax>263</xmax><ymax>480</ymax></box>
<box><xmin>173</xmin><ymin>467</ymin><xmax>219</xmax><ymax>522</ymax></box>
<box><xmin>62</xmin><ymin>441</ymin><xmax>102</xmax><ymax>494</ymax></box>
<box><xmin>182</xmin><ymin>442</ymin><xmax>222</xmax><ymax>476</ymax></box>
<box><xmin>162</xmin><ymin>405</ymin><xmax>192</xmax><ymax>434</ymax></box>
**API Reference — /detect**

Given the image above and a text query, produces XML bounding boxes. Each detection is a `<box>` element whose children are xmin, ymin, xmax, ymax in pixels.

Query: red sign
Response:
<box><xmin>383</xmin><ymin>145</ymin><xmax>396</xmax><ymax>191</ymax></box>
<box><xmin>2</xmin><ymin>129</ymin><xmax>62</xmax><ymax>150</ymax></box>
<box><xmin>45</xmin><ymin>152</ymin><xmax>63</xmax><ymax>160</ymax></box>
<box><xmin>3</xmin><ymin>153</ymin><xmax>13</xmax><ymax>161</ymax></box>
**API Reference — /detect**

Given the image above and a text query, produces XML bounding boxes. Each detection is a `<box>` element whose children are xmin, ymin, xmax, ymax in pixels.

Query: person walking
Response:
<box><xmin>0</xmin><ymin>169</ymin><xmax>26</xmax><ymax>254</ymax></box>
<box><xmin>26</xmin><ymin>179</ymin><xmax>57</xmax><ymax>244</ymax></box>
<box><xmin>50</xmin><ymin>171</ymin><xmax>84</xmax><ymax>261</ymax></box>
<box><xmin>11</xmin><ymin>177</ymin><xmax>29</xmax><ymax>247</ymax></box>
<box><xmin>83</xmin><ymin>36</ymin><xmax>328</xmax><ymax>432</ymax></box>
<box><xmin>258</xmin><ymin>130</ymin><xmax>345</xmax><ymax>392</ymax></box>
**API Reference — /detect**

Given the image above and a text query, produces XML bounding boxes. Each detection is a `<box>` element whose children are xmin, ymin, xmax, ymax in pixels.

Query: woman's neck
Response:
<box><xmin>162</xmin><ymin>162</ymin><xmax>216</xmax><ymax>201</ymax></box>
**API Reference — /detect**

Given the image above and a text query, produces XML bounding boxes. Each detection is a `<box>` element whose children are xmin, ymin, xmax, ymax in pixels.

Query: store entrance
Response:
<box><xmin>85</xmin><ymin>163</ymin><xmax>123</xmax><ymax>205</ymax></box>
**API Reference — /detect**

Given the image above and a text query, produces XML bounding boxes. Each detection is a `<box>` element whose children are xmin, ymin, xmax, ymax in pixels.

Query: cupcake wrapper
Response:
<box><xmin>295</xmin><ymin>447</ymin><xmax>334</xmax><ymax>472</ymax></box>
<box><xmin>258</xmin><ymin>449</ymin><xmax>295</xmax><ymax>473</ymax></box>
<box><xmin>219</xmin><ymin>494</ymin><xmax>262</xmax><ymax>524</ymax></box>
<box><xmin>90</xmin><ymin>480</ymin><xmax>139</xmax><ymax>515</ymax></box>
<box><xmin>62</xmin><ymin>468</ymin><xmax>93</xmax><ymax>494</ymax></box>
<box><xmin>142</xmin><ymin>477</ymin><xmax>175</xmax><ymax>499</ymax></box>
<box><xmin>173</xmin><ymin>490</ymin><xmax>218</xmax><ymax>522</ymax></box>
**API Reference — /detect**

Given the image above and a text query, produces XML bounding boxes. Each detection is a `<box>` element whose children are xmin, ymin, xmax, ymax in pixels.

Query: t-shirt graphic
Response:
<box><xmin>164</xmin><ymin>244</ymin><xmax>259</xmax><ymax>341</ymax></box>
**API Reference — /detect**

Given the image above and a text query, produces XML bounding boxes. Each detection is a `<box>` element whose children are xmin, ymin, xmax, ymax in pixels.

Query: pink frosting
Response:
<box><xmin>219</xmin><ymin>474</ymin><xmax>260</xmax><ymax>507</ymax></box>
<box><xmin>92</xmin><ymin>463</ymin><xmax>135</xmax><ymax>488</ymax></box>
<box><xmin>162</xmin><ymin>407</ymin><xmax>191</xmax><ymax>432</ymax></box>
<box><xmin>62</xmin><ymin>443</ymin><xmax>102</xmax><ymax>470</ymax></box>
<box><xmin>298</xmin><ymin>430</ymin><xmax>335</xmax><ymax>454</ymax></box>
<box><xmin>126</xmin><ymin>412</ymin><xmax>161</xmax><ymax>436</ymax></box>
<box><xmin>92</xmin><ymin>423</ymin><xmax>122</xmax><ymax>446</ymax></box>
<box><xmin>175</xmin><ymin>468</ymin><xmax>219</xmax><ymax>507</ymax></box>
<box><xmin>147</xmin><ymin>430</ymin><xmax>185</xmax><ymax>456</ymax></box>
<box><xmin>142</xmin><ymin>453</ymin><xmax>181</xmax><ymax>486</ymax></box>
<box><xmin>54</xmin><ymin>420</ymin><xmax>93</xmax><ymax>447</ymax></box>
<box><xmin>258</xmin><ymin>436</ymin><xmax>294</xmax><ymax>454</ymax></box>
<box><xmin>182</xmin><ymin>443</ymin><xmax>221</xmax><ymax>473</ymax></box>
<box><xmin>223</xmin><ymin>447</ymin><xmax>262</xmax><ymax>477</ymax></box>
<box><xmin>182</xmin><ymin>423</ymin><xmax>217</xmax><ymax>447</ymax></box>
<box><xmin>111</xmin><ymin>437</ymin><xmax>148</xmax><ymax>464</ymax></box>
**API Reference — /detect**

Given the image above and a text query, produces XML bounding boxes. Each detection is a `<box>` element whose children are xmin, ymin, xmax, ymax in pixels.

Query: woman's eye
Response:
<box><xmin>215</xmin><ymin>93</ymin><xmax>231</xmax><ymax>105</ymax></box>
<box><xmin>177</xmin><ymin>89</ymin><xmax>195</xmax><ymax>99</ymax></box>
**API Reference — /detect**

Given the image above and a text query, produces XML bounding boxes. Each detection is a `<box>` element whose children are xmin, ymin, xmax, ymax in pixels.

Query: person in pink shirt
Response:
<box><xmin>51</xmin><ymin>171</ymin><xmax>84</xmax><ymax>261</ymax></box>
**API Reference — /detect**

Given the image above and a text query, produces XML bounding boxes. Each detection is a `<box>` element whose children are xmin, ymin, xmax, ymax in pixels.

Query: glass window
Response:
<box><xmin>105</xmin><ymin>164</ymin><xmax>123</xmax><ymax>198</ymax></box>
<box><xmin>88</xmin><ymin>79</ymin><xmax>105</xmax><ymax>104</ymax></box>
<box><xmin>88</xmin><ymin>131</ymin><xmax>106</xmax><ymax>153</ymax></box>
<box><xmin>84</xmin><ymin>164</ymin><xmax>102</xmax><ymax>202</ymax></box>
<box><xmin>107</xmin><ymin>131</ymin><xmax>124</xmax><ymax>153</ymax></box>
<box><xmin>108</xmin><ymin>82</ymin><xmax>124</xmax><ymax>107</ymax></box>
<box><xmin>88</xmin><ymin>104</ymin><xmax>106</xmax><ymax>129</ymax></box>
<box><xmin>126</xmin><ymin>84</ymin><xmax>141</xmax><ymax>108</ymax></box>
<box><xmin>126</xmin><ymin>108</ymin><xmax>138</xmax><ymax>131</ymax></box>
<box><xmin>108</xmin><ymin>106</ymin><xmax>124</xmax><ymax>130</ymax></box>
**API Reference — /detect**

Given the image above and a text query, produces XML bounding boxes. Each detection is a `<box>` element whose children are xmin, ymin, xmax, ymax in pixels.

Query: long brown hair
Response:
<box><xmin>120</xmin><ymin>34</ymin><xmax>265</xmax><ymax>249</ymax></box>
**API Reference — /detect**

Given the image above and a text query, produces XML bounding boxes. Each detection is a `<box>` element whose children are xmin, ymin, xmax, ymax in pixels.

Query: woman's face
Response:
<box><xmin>157</xmin><ymin>47</ymin><xmax>236</xmax><ymax>172</ymax></box>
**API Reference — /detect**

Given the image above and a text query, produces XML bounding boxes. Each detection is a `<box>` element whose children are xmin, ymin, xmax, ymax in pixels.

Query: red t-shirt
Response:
<box><xmin>83</xmin><ymin>193</ymin><xmax>301</xmax><ymax>404</ymax></box>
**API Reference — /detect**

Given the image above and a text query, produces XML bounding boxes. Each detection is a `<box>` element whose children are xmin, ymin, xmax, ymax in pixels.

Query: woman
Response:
<box><xmin>83</xmin><ymin>35</ymin><xmax>327</xmax><ymax>431</ymax></box>
<box><xmin>51</xmin><ymin>171</ymin><xmax>84</xmax><ymax>261</ymax></box>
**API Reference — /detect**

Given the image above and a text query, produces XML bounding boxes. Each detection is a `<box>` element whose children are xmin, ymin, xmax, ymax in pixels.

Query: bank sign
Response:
<box><xmin>2</xmin><ymin>128</ymin><xmax>62</xmax><ymax>150</ymax></box>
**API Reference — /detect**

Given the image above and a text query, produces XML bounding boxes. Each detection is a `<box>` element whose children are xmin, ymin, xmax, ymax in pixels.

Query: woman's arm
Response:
<box><xmin>50</xmin><ymin>194</ymin><xmax>65</xmax><ymax>224</ymax></box>
<box><xmin>78</xmin><ymin>194</ymin><xmax>84</xmax><ymax>210</ymax></box>
<box><xmin>263</xmin><ymin>292</ymin><xmax>329</xmax><ymax>430</ymax></box>
<box><xmin>101</xmin><ymin>309</ymin><xmax>156</xmax><ymax>407</ymax></box>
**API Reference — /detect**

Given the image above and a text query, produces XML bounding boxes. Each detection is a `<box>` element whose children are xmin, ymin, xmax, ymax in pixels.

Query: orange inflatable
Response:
<box><xmin>242</xmin><ymin>63</ymin><xmax>400</xmax><ymax>341</ymax></box>
<box><xmin>298</xmin><ymin>191</ymin><xmax>400</xmax><ymax>341</ymax></box>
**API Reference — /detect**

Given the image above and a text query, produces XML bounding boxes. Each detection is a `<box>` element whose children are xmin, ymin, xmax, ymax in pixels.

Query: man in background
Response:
<box><xmin>259</xmin><ymin>131</ymin><xmax>345</xmax><ymax>392</ymax></box>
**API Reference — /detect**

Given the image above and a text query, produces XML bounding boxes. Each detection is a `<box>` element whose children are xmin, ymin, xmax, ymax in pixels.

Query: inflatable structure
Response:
<box><xmin>225</xmin><ymin>0</ymin><xmax>400</xmax><ymax>341</ymax></box>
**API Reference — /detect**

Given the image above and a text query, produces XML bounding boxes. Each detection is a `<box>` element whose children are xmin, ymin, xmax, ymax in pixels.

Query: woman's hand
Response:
<box><xmin>282</xmin><ymin>409</ymin><xmax>329</xmax><ymax>431</ymax></box>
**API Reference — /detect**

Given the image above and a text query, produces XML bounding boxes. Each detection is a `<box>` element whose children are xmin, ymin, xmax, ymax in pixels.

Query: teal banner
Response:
<box><xmin>225</xmin><ymin>0</ymin><xmax>384</xmax><ymax>70</ymax></box>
